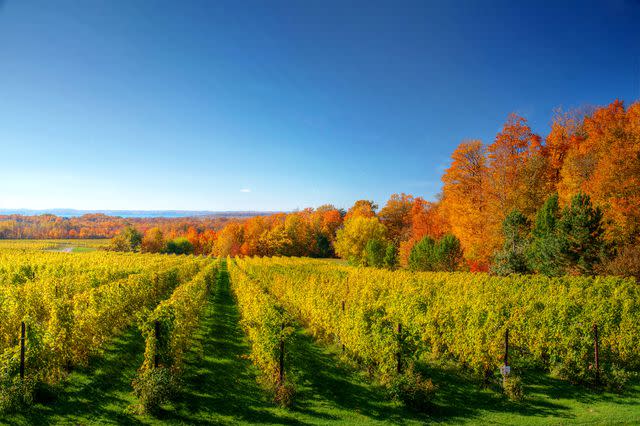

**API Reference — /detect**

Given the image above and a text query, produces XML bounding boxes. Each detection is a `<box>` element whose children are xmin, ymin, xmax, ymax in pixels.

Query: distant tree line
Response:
<box><xmin>0</xmin><ymin>213</ymin><xmax>228</xmax><ymax>242</ymax></box>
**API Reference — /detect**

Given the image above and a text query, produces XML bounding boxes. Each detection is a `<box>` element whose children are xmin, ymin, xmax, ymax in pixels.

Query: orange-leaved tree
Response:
<box><xmin>440</xmin><ymin>140</ymin><xmax>490</xmax><ymax>263</ymax></box>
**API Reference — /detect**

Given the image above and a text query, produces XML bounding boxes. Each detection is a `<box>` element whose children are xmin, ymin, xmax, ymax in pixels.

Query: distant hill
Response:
<box><xmin>0</xmin><ymin>209</ymin><xmax>278</xmax><ymax>219</ymax></box>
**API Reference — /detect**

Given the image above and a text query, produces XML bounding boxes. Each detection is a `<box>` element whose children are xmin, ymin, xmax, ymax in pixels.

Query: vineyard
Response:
<box><xmin>0</xmin><ymin>245</ymin><xmax>216</xmax><ymax>414</ymax></box>
<box><xmin>0</xmin><ymin>247</ymin><xmax>638</xmax><ymax>424</ymax></box>
<box><xmin>226</xmin><ymin>257</ymin><xmax>640</xmax><ymax>423</ymax></box>
<box><xmin>230</xmin><ymin>257</ymin><xmax>640</xmax><ymax>387</ymax></box>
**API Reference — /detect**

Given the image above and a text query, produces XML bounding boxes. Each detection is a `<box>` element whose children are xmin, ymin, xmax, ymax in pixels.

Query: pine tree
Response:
<box><xmin>408</xmin><ymin>236</ymin><xmax>438</xmax><ymax>271</ymax></box>
<box><xmin>491</xmin><ymin>210</ymin><xmax>530</xmax><ymax>275</ymax></box>
<box><xmin>558</xmin><ymin>192</ymin><xmax>606</xmax><ymax>275</ymax></box>
<box><xmin>408</xmin><ymin>234</ymin><xmax>464</xmax><ymax>272</ymax></box>
<box><xmin>436</xmin><ymin>234</ymin><xmax>464</xmax><ymax>271</ymax></box>
<box><xmin>364</xmin><ymin>238</ymin><xmax>386</xmax><ymax>268</ymax></box>
<box><xmin>383</xmin><ymin>242</ymin><xmax>399</xmax><ymax>270</ymax></box>
<box><xmin>527</xmin><ymin>194</ymin><xmax>565</xmax><ymax>276</ymax></box>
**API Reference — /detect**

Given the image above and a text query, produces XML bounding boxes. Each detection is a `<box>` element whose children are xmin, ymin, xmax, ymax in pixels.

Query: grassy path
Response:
<box><xmin>156</xmin><ymin>261</ymin><xmax>427</xmax><ymax>425</ymax></box>
<box><xmin>152</xmin><ymin>262</ymin><xmax>296</xmax><ymax>424</ymax></box>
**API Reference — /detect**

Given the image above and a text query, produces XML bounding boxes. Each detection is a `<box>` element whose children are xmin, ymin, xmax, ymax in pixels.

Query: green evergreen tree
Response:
<box><xmin>409</xmin><ymin>236</ymin><xmax>438</xmax><ymax>271</ymax></box>
<box><xmin>409</xmin><ymin>234</ymin><xmax>465</xmax><ymax>272</ymax></box>
<box><xmin>364</xmin><ymin>238</ymin><xmax>386</xmax><ymax>268</ymax></box>
<box><xmin>491</xmin><ymin>210</ymin><xmax>530</xmax><ymax>275</ymax></box>
<box><xmin>527</xmin><ymin>194</ymin><xmax>566</xmax><ymax>276</ymax></box>
<box><xmin>558</xmin><ymin>192</ymin><xmax>606</xmax><ymax>275</ymax></box>
<box><xmin>383</xmin><ymin>242</ymin><xmax>399</xmax><ymax>270</ymax></box>
<box><xmin>315</xmin><ymin>234</ymin><xmax>332</xmax><ymax>258</ymax></box>
<box><xmin>436</xmin><ymin>234</ymin><xmax>464</xmax><ymax>271</ymax></box>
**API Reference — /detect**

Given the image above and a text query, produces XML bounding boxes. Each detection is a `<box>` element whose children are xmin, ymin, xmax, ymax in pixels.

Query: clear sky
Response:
<box><xmin>1</xmin><ymin>1</ymin><xmax>639</xmax><ymax>211</ymax></box>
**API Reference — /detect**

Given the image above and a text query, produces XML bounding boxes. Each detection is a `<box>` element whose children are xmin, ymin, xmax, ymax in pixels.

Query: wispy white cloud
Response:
<box><xmin>240</xmin><ymin>188</ymin><xmax>251</xmax><ymax>193</ymax></box>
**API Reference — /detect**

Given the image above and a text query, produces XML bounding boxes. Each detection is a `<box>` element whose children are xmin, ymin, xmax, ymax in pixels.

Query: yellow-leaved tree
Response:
<box><xmin>335</xmin><ymin>216</ymin><xmax>386</xmax><ymax>265</ymax></box>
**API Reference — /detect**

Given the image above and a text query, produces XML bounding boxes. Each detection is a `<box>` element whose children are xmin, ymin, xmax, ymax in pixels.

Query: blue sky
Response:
<box><xmin>1</xmin><ymin>0</ymin><xmax>638</xmax><ymax>211</ymax></box>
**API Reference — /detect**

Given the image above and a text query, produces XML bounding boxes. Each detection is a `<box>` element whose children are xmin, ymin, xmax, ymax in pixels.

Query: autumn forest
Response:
<box><xmin>5</xmin><ymin>100</ymin><xmax>638</xmax><ymax>280</ymax></box>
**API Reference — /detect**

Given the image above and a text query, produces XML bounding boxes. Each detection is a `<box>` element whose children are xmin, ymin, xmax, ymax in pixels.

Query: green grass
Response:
<box><xmin>423</xmin><ymin>361</ymin><xmax>640</xmax><ymax>424</ymax></box>
<box><xmin>0</xmin><ymin>326</ymin><xmax>146</xmax><ymax>425</ymax></box>
<box><xmin>1</xmin><ymin>263</ymin><xmax>638</xmax><ymax>425</ymax></box>
<box><xmin>70</xmin><ymin>246</ymin><xmax>97</xmax><ymax>253</ymax></box>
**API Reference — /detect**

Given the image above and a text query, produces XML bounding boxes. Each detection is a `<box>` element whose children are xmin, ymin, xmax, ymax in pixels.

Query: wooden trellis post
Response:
<box><xmin>279</xmin><ymin>322</ymin><xmax>285</xmax><ymax>385</ymax></box>
<box><xmin>501</xmin><ymin>328</ymin><xmax>510</xmax><ymax>385</ymax></box>
<box><xmin>20</xmin><ymin>322</ymin><xmax>26</xmax><ymax>380</ymax></box>
<box><xmin>154</xmin><ymin>320</ymin><xmax>160</xmax><ymax>368</ymax></box>
<box><xmin>397</xmin><ymin>323</ymin><xmax>403</xmax><ymax>374</ymax></box>
<box><xmin>504</xmin><ymin>328</ymin><xmax>509</xmax><ymax>368</ymax></box>
<box><xmin>341</xmin><ymin>301</ymin><xmax>345</xmax><ymax>353</ymax></box>
<box><xmin>593</xmin><ymin>324</ymin><xmax>600</xmax><ymax>386</ymax></box>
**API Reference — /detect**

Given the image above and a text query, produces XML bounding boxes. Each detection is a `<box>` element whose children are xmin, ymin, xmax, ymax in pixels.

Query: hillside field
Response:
<box><xmin>0</xmin><ymin>244</ymin><xmax>638</xmax><ymax>425</ymax></box>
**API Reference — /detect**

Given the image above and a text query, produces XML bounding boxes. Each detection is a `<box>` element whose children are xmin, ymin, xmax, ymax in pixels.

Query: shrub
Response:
<box><xmin>409</xmin><ymin>235</ymin><xmax>463</xmax><ymax>272</ymax></box>
<box><xmin>502</xmin><ymin>375</ymin><xmax>524</xmax><ymax>401</ymax></box>
<box><xmin>108</xmin><ymin>234</ymin><xmax>131</xmax><ymax>252</ymax></box>
<box><xmin>109</xmin><ymin>226</ymin><xmax>143</xmax><ymax>252</ymax></box>
<box><xmin>0</xmin><ymin>376</ymin><xmax>35</xmax><ymax>413</ymax></box>
<box><xmin>141</xmin><ymin>228</ymin><xmax>165</xmax><ymax>253</ymax></box>
<box><xmin>164</xmin><ymin>238</ymin><xmax>194</xmax><ymax>255</ymax></box>
<box><xmin>131</xmin><ymin>367</ymin><xmax>176</xmax><ymax>414</ymax></box>
<box><xmin>603</xmin><ymin>364</ymin><xmax>632</xmax><ymax>393</ymax></box>
<box><xmin>0</xmin><ymin>337</ymin><xmax>39</xmax><ymax>413</ymax></box>
<box><xmin>273</xmin><ymin>380</ymin><xmax>296</xmax><ymax>408</ymax></box>
<box><xmin>386</xmin><ymin>365</ymin><xmax>436</xmax><ymax>411</ymax></box>
<box><xmin>553</xmin><ymin>361</ymin><xmax>632</xmax><ymax>393</ymax></box>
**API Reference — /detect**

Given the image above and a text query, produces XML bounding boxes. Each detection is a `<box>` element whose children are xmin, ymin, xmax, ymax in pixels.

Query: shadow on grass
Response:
<box><xmin>161</xmin><ymin>263</ymin><xmax>429</xmax><ymax>424</ymax></box>
<box><xmin>417</xmin><ymin>359</ymin><xmax>640</xmax><ymax>423</ymax></box>
<box><xmin>287</xmin><ymin>329</ymin><xmax>430</xmax><ymax>423</ymax></box>
<box><xmin>0</xmin><ymin>327</ymin><xmax>146</xmax><ymax>425</ymax></box>
<box><xmin>421</xmin><ymin>361</ymin><xmax>569</xmax><ymax>423</ymax></box>
<box><xmin>155</xmin><ymin>264</ymin><xmax>303</xmax><ymax>425</ymax></box>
